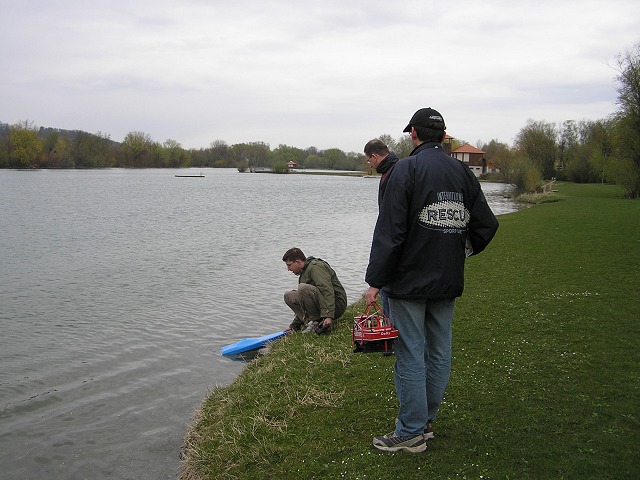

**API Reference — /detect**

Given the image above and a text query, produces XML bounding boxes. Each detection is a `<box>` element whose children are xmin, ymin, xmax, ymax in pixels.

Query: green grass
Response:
<box><xmin>180</xmin><ymin>183</ymin><xmax>640</xmax><ymax>480</ymax></box>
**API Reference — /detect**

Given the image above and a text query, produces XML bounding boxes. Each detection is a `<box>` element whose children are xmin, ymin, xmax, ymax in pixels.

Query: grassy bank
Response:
<box><xmin>180</xmin><ymin>183</ymin><xmax>639</xmax><ymax>480</ymax></box>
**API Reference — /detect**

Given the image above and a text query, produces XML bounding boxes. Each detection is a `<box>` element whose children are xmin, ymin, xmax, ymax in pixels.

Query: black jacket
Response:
<box><xmin>365</xmin><ymin>142</ymin><xmax>499</xmax><ymax>300</ymax></box>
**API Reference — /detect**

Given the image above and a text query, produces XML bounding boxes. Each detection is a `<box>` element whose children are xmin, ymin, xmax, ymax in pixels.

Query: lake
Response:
<box><xmin>0</xmin><ymin>168</ymin><xmax>517</xmax><ymax>479</ymax></box>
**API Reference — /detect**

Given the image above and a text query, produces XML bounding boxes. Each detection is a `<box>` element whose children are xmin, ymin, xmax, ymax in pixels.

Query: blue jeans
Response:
<box><xmin>379</xmin><ymin>289</ymin><xmax>390</xmax><ymax>318</ymax></box>
<box><xmin>389</xmin><ymin>297</ymin><xmax>455</xmax><ymax>437</ymax></box>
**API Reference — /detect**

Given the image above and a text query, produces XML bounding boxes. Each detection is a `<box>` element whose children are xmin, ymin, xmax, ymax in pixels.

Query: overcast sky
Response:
<box><xmin>1</xmin><ymin>0</ymin><xmax>638</xmax><ymax>153</ymax></box>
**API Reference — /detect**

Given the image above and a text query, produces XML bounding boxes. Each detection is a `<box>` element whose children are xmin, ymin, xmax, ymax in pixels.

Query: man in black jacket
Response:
<box><xmin>363</xmin><ymin>138</ymin><xmax>399</xmax><ymax>317</ymax></box>
<box><xmin>365</xmin><ymin>107</ymin><xmax>499</xmax><ymax>453</ymax></box>
<box><xmin>363</xmin><ymin>139</ymin><xmax>399</xmax><ymax>207</ymax></box>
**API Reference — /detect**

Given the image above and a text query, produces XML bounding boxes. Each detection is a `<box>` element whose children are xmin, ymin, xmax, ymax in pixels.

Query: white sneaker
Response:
<box><xmin>303</xmin><ymin>321</ymin><xmax>320</xmax><ymax>333</ymax></box>
<box><xmin>373</xmin><ymin>433</ymin><xmax>426</xmax><ymax>453</ymax></box>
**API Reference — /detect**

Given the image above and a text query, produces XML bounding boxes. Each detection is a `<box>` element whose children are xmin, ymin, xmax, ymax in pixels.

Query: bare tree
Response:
<box><xmin>612</xmin><ymin>42</ymin><xmax>640</xmax><ymax>198</ymax></box>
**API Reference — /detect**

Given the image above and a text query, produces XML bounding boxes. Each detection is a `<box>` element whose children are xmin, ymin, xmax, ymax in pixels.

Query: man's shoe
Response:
<box><xmin>424</xmin><ymin>423</ymin><xmax>434</xmax><ymax>440</ymax></box>
<box><xmin>372</xmin><ymin>433</ymin><xmax>426</xmax><ymax>453</ymax></box>
<box><xmin>289</xmin><ymin>317</ymin><xmax>304</xmax><ymax>332</ymax></box>
<box><xmin>303</xmin><ymin>321</ymin><xmax>319</xmax><ymax>333</ymax></box>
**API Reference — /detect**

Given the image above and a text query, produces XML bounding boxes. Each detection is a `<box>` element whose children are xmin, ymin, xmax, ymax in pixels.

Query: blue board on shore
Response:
<box><xmin>221</xmin><ymin>330</ymin><xmax>289</xmax><ymax>356</ymax></box>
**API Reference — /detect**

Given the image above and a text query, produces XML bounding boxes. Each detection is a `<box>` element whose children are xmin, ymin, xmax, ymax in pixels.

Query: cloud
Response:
<box><xmin>1</xmin><ymin>0</ymin><xmax>638</xmax><ymax>152</ymax></box>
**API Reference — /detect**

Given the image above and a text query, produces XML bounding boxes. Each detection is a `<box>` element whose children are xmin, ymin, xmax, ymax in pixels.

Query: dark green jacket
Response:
<box><xmin>298</xmin><ymin>257</ymin><xmax>347</xmax><ymax>320</ymax></box>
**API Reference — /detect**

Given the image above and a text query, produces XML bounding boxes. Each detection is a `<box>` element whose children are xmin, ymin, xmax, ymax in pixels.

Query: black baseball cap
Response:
<box><xmin>403</xmin><ymin>107</ymin><xmax>446</xmax><ymax>132</ymax></box>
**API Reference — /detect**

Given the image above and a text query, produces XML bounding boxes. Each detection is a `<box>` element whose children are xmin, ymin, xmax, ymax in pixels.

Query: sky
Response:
<box><xmin>1</xmin><ymin>0</ymin><xmax>639</xmax><ymax>153</ymax></box>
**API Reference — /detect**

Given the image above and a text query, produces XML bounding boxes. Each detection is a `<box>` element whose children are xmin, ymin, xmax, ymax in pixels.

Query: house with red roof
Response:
<box><xmin>451</xmin><ymin>143</ymin><xmax>500</xmax><ymax>177</ymax></box>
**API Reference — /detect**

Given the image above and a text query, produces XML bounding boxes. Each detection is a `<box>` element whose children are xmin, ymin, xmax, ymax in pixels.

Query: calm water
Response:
<box><xmin>0</xmin><ymin>169</ymin><xmax>517</xmax><ymax>479</ymax></box>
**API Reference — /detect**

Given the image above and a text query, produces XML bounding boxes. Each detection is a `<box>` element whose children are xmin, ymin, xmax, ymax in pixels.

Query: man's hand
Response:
<box><xmin>316</xmin><ymin>318</ymin><xmax>333</xmax><ymax>335</ymax></box>
<box><xmin>365</xmin><ymin>286</ymin><xmax>380</xmax><ymax>306</ymax></box>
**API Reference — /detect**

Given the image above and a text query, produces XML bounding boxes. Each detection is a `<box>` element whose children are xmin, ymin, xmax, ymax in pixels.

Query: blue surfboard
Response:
<box><xmin>221</xmin><ymin>330</ymin><xmax>289</xmax><ymax>356</ymax></box>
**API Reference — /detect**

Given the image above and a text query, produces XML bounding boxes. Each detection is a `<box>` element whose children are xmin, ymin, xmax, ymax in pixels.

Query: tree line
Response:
<box><xmin>2</xmin><ymin>43</ymin><xmax>639</xmax><ymax>197</ymax></box>
<box><xmin>0</xmin><ymin>126</ymin><xmax>368</xmax><ymax>172</ymax></box>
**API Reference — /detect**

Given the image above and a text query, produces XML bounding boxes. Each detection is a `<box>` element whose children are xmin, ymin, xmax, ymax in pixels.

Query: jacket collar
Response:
<box><xmin>376</xmin><ymin>151</ymin><xmax>399</xmax><ymax>174</ymax></box>
<box><xmin>410</xmin><ymin>142</ymin><xmax>442</xmax><ymax>156</ymax></box>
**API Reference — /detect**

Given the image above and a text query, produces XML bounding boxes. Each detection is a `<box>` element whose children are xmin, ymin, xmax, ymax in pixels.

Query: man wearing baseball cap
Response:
<box><xmin>365</xmin><ymin>107</ymin><xmax>499</xmax><ymax>453</ymax></box>
<box><xmin>402</xmin><ymin>107</ymin><xmax>447</xmax><ymax>133</ymax></box>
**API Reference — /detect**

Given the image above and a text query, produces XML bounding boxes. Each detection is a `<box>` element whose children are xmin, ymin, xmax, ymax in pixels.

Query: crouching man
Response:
<box><xmin>283</xmin><ymin>247</ymin><xmax>347</xmax><ymax>334</ymax></box>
